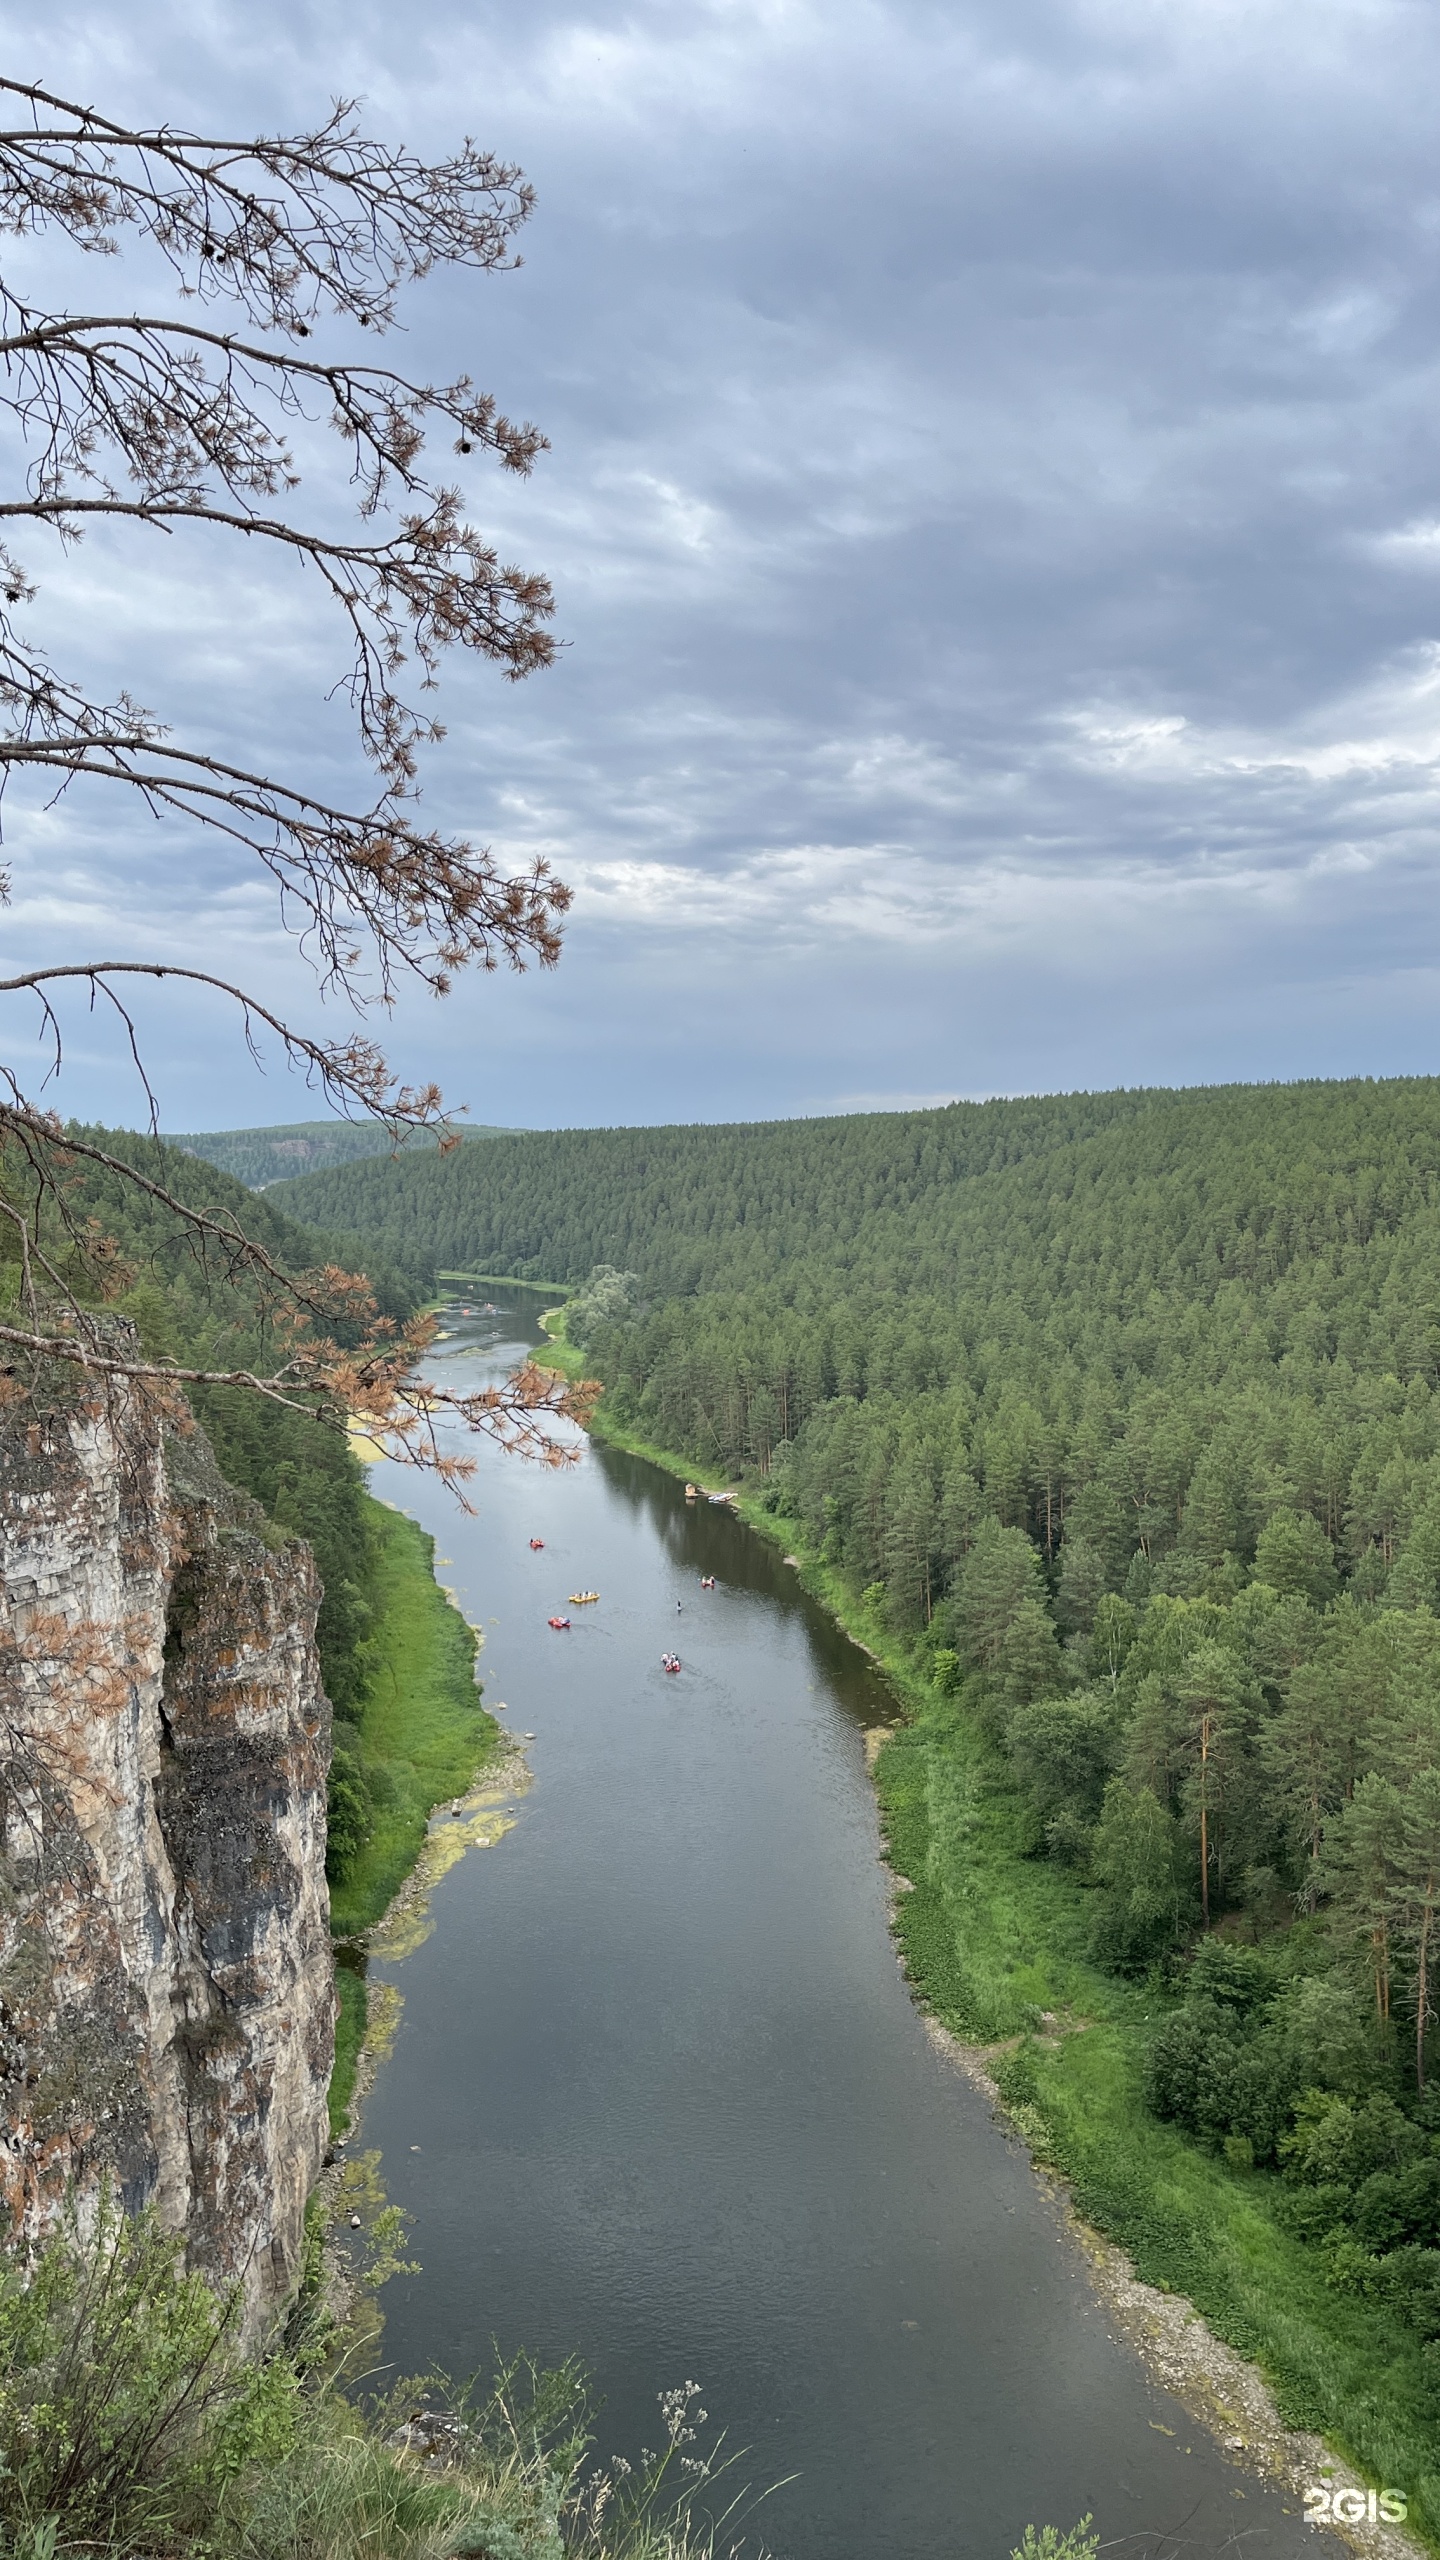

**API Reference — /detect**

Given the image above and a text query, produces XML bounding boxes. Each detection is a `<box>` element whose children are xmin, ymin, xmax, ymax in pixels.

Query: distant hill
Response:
<box><xmin>262</xmin><ymin>1088</ymin><xmax>1159</xmax><ymax>1286</ymax></box>
<box><xmin>165</xmin><ymin>1118</ymin><xmax>517</xmax><ymax>1191</ymax></box>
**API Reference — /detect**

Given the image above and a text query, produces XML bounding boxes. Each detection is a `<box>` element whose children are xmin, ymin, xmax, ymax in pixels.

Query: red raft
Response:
<box><xmin>548</xmin><ymin>1614</ymin><xmax>571</xmax><ymax>1630</ymax></box>
<box><xmin>530</xmin><ymin>1538</ymin><xmax>546</xmax><ymax>1550</ymax></box>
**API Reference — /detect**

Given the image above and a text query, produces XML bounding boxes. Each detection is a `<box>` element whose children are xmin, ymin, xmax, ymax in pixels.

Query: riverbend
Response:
<box><xmin>357</xmin><ymin>1303</ymin><xmax>1345</xmax><ymax>2560</ymax></box>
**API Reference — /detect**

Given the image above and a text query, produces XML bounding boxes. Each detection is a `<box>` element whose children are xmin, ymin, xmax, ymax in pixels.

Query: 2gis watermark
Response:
<box><xmin>1303</xmin><ymin>2483</ymin><xmax>1408</xmax><ymax>2528</ymax></box>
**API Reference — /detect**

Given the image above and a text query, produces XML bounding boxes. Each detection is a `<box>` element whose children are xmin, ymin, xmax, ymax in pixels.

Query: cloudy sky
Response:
<box><xmin>8</xmin><ymin>0</ymin><xmax>1440</xmax><ymax>1131</ymax></box>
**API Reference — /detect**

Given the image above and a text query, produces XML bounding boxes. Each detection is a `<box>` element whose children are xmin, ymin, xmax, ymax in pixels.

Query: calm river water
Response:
<box><xmin>359</xmin><ymin>1302</ymin><xmax>1335</xmax><ymax>2560</ymax></box>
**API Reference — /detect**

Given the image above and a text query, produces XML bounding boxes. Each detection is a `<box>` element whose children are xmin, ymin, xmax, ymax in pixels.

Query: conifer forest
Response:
<box><xmin>280</xmin><ymin>1076</ymin><xmax>1440</xmax><ymax>2354</ymax></box>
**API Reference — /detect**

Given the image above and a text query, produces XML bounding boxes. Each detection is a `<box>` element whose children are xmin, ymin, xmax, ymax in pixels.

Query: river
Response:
<box><xmin>357</xmin><ymin>1300</ymin><xmax>1336</xmax><ymax>2560</ymax></box>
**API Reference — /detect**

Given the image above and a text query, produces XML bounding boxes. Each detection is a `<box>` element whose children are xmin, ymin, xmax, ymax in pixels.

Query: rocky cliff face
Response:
<box><xmin>0</xmin><ymin>1355</ymin><xmax>333</xmax><ymax>2335</ymax></box>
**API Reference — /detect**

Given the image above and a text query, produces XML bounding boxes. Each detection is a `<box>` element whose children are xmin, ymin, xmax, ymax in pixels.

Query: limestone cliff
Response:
<box><xmin>0</xmin><ymin>1351</ymin><xmax>333</xmax><ymax>2334</ymax></box>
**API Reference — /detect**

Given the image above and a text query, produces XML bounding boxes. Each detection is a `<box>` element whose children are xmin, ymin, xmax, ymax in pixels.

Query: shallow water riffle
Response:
<box><xmin>356</xmin><ymin>1305</ymin><xmax>1338</xmax><ymax>2560</ymax></box>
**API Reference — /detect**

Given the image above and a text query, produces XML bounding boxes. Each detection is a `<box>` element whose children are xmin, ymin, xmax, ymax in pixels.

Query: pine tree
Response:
<box><xmin>1176</xmin><ymin>1641</ymin><xmax>1254</xmax><ymax>1926</ymax></box>
<box><xmin>953</xmin><ymin>1519</ymin><xmax>1048</xmax><ymax>1673</ymax></box>
<box><xmin>1323</xmin><ymin>1774</ymin><xmax>1406</xmax><ymax>2033</ymax></box>
<box><xmin>1394</xmin><ymin>1768</ymin><xmax>1440</xmax><ymax>2091</ymax></box>
<box><xmin>1260</xmin><ymin>1654</ymin><xmax>1358</xmax><ymax>1909</ymax></box>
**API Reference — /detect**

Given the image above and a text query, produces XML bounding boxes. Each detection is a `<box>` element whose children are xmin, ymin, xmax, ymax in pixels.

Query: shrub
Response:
<box><xmin>1280</xmin><ymin>2089</ymin><xmax>1425</xmax><ymax>2190</ymax></box>
<box><xmin>1183</xmin><ymin>1939</ymin><xmax>1273</xmax><ymax>2013</ymax></box>
<box><xmin>0</xmin><ymin>2208</ymin><xmax>753</xmax><ymax>2560</ymax></box>
<box><xmin>1372</xmin><ymin>2245</ymin><xmax>1440</xmax><ymax>2341</ymax></box>
<box><xmin>325</xmin><ymin>1738</ymin><xmax>375</xmax><ymax>1883</ymax></box>
<box><xmin>1011</xmin><ymin>2520</ymin><xmax>1100</xmax><ymax>2560</ymax></box>
<box><xmin>1144</xmin><ymin>1997</ymin><xmax>1300</xmax><ymax>2163</ymax></box>
<box><xmin>1044</xmin><ymin>1808</ymin><xmax>1095</xmax><ymax>1866</ymax></box>
<box><xmin>1090</xmin><ymin>1780</ymin><xmax>1188</xmax><ymax>1973</ymax></box>
<box><xmin>1006</xmin><ymin>1692</ymin><xmax>1115</xmax><ymax>1851</ymax></box>
<box><xmin>930</xmin><ymin>1646</ymin><xmax>961</xmax><ymax>1696</ymax></box>
<box><xmin>1350</xmin><ymin>2161</ymin><xmax>1440</xmax><ymax>2253</ymax></box>
<box><xmin>0</xmin><ymin>2199</ymin><xmax>298</xmax><ymax>2553</ymax></box>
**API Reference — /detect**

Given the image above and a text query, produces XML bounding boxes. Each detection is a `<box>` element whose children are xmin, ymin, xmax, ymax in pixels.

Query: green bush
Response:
<box><xmin>1183</xmin><ymin>1939</ymin><xmax>1274</xmax><ymax>2013</ymax></box>
<box><xmin>1011</xmin><ymin>2520</ymin><xmax>1099</xmax><ymax>2560</ymax></box>
<box><xmin>1089</xmin><ymin>1780</ymin><xmax>1188</xmax><ymax>1973</ymax></box>
<box><xmin>1281</xmin><ymin>2089</ymin><xmax>1426</xmax><ymax>2190</ymax></box>
<box><xmin>324</xmin><ymin>1739</ymin><xmax>375</xmax><ymax>1884</ymax></box>
<box><xmin>1006</xmin><ymin>1692</ymin><xmax>1115</xmax><ymax>1851</ymax></box>
<box><xmin>1144</xmin><ymin>1997</ymin><xmax>1300</xmax><ymax>2164</ymax></box>
<box><xmin>0</xmin><ymin>2211</ymin><xmax>759</xmax><ymax>2560</ymax></box>
<box><xmin>0</xmin><ymin>2199</ymin><xmax>299</xmax><ymax>2553</ymax></box>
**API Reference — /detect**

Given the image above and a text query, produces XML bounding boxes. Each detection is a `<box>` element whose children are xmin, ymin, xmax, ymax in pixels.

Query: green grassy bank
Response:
<box><xmin>327</xmin><ymin>1965</ymin><xmax>369</xmax><ymax>2141</ymax></box>
<box><xmin>536</xmin><ymin>1309</ymin><xmax>1440</xmax><ymax>2537</ymax></box>
<box><xmin>327</xmin><ymin>1496</ymin><xmax>499</xmax><ymax>2131</ymax></box>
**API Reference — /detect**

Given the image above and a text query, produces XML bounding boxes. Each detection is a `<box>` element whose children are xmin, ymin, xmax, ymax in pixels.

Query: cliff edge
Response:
<box><xmin>0</xmin><ymin>1348</ymin><xmax>333</xmax><ymax>2336</ymax></box>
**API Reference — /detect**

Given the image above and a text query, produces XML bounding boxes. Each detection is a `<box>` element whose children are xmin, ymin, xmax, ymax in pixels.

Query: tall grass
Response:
<box><xmin>329</xmin><ymin>1961</ymin><xmax>369</xmax><ymax>2137</ymax></box>
<box><xmin>0</xmin><ymin>2209</ymin><xmax>773</xmax><ymax>2560</ymax></box>
<box><xmin>329</xmin><ymin>1501</ymin><xmax>499</xmax><ymax>1940</ymax></box>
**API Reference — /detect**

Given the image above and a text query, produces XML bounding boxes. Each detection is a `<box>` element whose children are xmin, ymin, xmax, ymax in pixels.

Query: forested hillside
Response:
<box><xmin>288</xmin><ymin>1075</ymin><xmax>1440</xmax><ymax>2365</ymax></box>
<box><xmin>268</xmin><ymin>1086</ymin><xmax>1157</xmax><ymax>1287</ymax></box>
<box><xmin>275</xmin><ymin>1081</ymin><xmax>1440</xmax><ymax>1597</ymax></box>
<box><xmin>169</xmin><ymin>1117</ymin><xmax>514</xmax><ymax>1190</ymax></box>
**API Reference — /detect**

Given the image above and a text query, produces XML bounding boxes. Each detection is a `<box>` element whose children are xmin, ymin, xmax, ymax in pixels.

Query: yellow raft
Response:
<box><xmin>568</xmin><ymin>1590</ymin><xmax>600</xmax><ymax>1605</ymax></box>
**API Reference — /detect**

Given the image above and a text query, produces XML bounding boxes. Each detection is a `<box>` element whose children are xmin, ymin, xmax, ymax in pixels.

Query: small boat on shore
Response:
<box><xmin>547</xmin><ymin>1614</ymin><xmax>571</xmax><ymax>1630</ymax></box>
<box><xmin>568</xmin><ymin>1590</ymin><xmax>600</xmax><ymax>1605</ymax></box>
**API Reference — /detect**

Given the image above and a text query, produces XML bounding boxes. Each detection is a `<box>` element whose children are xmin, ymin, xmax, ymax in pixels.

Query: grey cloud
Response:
<box><xmin>7</xmin><ymin>0</ymin><xmax>1440</xmax><ymax>1130</ymax></box>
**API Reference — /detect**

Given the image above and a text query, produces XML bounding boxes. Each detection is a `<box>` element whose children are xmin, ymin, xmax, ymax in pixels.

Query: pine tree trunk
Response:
<box><xmin>1417</xmin><ymin>1878</ymin><xmax>1435</xmax><ymax>2095</ymax></box>
<box><xmin>1199</xmin><ymin>1713</ymin><xmax>1211</xmax><ymax>1930</ymax></box>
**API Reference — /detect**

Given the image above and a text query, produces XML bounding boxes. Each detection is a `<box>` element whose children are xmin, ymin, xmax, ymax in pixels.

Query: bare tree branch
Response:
<box><xmin>0</xmin><ymin>83</ymin><xmax>536</xmax><ymax>327</ymax></box>
<box><xmin>0</xmin><ymin>1320</ymin><xmax>596</xmax><ymax>1490</ymax></box>
<box><xmin>0</xmin><ymin>82</ymin><xmax>583</xmax><ymax>1463</ymax></box>
<box><xmin>0</xmin><ymin>960</ymin><xmax>461</xmax><ymax>1122</ymax></box>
